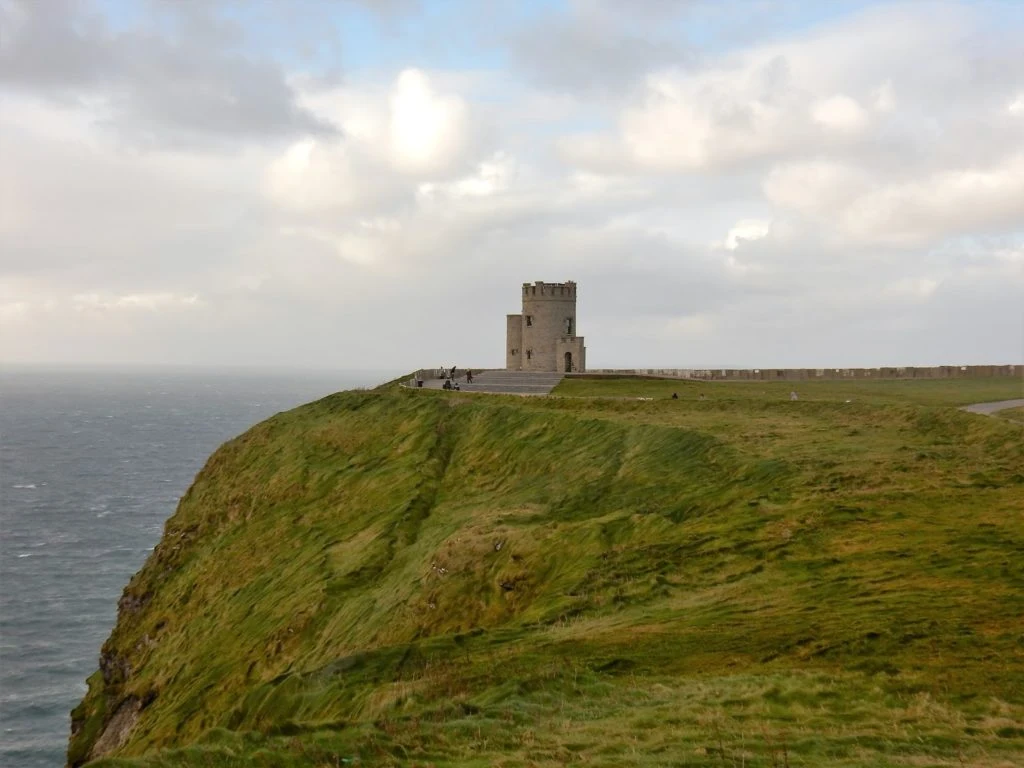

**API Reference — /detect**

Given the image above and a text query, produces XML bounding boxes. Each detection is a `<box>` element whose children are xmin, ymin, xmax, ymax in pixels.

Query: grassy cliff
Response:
<box><xmin>70</xmin><ymin>377</ymin><xmax>1024</xmax><ymax>767</ymax></box>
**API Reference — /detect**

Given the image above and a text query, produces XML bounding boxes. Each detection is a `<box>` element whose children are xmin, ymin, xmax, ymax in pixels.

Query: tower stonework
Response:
<box><xmin>506</xmin><ymin>281</ymin><xmax>586</xmax><ymax>373</ymax></box>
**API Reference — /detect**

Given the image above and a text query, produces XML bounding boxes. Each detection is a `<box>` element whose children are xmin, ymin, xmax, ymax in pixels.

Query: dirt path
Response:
<box><xmin>960</xmin><ymin>398</ymin><xmax>1024</xmax><ymax>416</ymax></box>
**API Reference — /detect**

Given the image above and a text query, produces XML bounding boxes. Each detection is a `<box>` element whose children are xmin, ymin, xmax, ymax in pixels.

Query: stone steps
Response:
<box><xmin>473</xmin><ymin>373</ymin><xmax>563</xmax><ymax>384</ymax></box>
<box><xmin>470</xmin><ymin>371</ymin><xmax>563</xmax><ymax>394</ymax></box>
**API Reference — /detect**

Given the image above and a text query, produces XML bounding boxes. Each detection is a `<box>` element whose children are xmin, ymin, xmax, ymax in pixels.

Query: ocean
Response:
<box><xmin>0</xmin><ymin>367</ymin><xmax>393</xmax><ymax>767</ymax></box>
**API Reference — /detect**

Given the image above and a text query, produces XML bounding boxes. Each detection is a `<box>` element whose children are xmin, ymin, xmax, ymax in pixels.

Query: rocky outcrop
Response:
<box><xmin>87</xmin><ymin>696</ymin><xmax>142</xmax><ymax>761</ymax></box>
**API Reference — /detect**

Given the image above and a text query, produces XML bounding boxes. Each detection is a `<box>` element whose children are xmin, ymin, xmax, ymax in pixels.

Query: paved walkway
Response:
<box><xmin>960</xmin><ymin>398</ymin><xmax>1024</xmax><ymax>416</ymax></box>
<box><xmin>411</xmin><ymin>370</ymin><xmax>564</xmax><ymax>396</ymax></box>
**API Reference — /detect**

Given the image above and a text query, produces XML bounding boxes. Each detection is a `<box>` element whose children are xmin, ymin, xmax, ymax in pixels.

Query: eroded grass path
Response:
<box><xmin>960</xmin><ymin>398</ymin><xmax>1024</xmax><ymax>416</ymax></box>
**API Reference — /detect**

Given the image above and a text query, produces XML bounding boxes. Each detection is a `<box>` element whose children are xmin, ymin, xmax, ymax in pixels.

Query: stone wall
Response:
<box><xmin>506</xmin><ymin>314</ymin><xmax>523</xmax><ymax>370</ymax></box>
<box><xmin>575</xmin><ymin>365</ymin><xmax>1020</xmax><ymax>381</ymax></box>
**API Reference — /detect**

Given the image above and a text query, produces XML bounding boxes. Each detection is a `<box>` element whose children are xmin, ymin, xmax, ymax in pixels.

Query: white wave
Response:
<box><xmin>12</xmin><ymin>484</ymin><xmax>36</xmax><ymax>489</ymax></box>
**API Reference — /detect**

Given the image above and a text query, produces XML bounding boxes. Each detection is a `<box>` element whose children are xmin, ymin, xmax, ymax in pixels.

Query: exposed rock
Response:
<box><xmin>88</xmin><ymin>696</ymin><xmax>142</xmax><ymax>761</ymax></box>
<box><xmin>98</xmin><ymin>648</ymin><xmax>131</xmax><ymax>687</ymax></box>
<box><xmin>117</xmin><ymin>589</ymin><xmax>151</xmax><ymax>616</ymax></box>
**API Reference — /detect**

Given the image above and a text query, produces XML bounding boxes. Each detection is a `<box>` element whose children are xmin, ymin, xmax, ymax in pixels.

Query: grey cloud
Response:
<box><xmin>0</xmin><ymin>0</ymin><xmax>112</xmax><ymax>88</ymax></box>
<box><xmin>346</xmin><ymin>0</ymin><xmax>421</xmax><ymax>15</ymax></box>
<box><xmin>505</xmin><ymin>0</ymin><xmax>821</xmax><ymax>97</ymax></box>
<box><xmin>0</xmin><ymin>0</ymin><xmax>335</xmax><ymax>146</ymax></box>
<box><xmin>508</xmin><ymin>12</ymin><xmax>694</xmax><ymax>96</ymax></box>
<box><xmin>571</xmin><ymin>0</ymin><xmax>703</xmax><ymax>21</ymax></box>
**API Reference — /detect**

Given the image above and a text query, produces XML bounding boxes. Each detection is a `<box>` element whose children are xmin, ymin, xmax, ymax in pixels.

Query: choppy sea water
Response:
<box><xmin>0</xmin><ymin>368</ymin><xmax>393</xmax><ymax>767</ymax></box>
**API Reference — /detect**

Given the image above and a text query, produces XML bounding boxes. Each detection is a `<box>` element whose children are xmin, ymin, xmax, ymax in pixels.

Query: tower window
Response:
<box><xmin>526</xmin><ymin>349</ymin><xmax>532</xmax><ymax>360</ymax></box>
<box><xmin>525</xmin><ymin>315</ymin><xmax>533</xmax><ymax>327</ymax></box>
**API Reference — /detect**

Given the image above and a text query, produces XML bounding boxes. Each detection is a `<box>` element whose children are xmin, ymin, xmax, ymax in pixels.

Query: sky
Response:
<box><xmin>1</xmin><ymin>0</ymin><xmax>1022</xmax><ymax>370</ymax></box>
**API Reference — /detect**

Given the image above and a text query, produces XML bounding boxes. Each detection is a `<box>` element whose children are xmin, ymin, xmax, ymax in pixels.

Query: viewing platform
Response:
<box><xmin>407</xmin><ymin>369</ymin><xmax>563</xmax><ymax>396</ymax></box>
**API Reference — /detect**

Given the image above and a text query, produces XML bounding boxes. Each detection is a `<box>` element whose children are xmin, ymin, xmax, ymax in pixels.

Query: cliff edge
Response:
<box><xmin>69</xmin><ymin>382</ymin><xmax>1024</xmax><ymax>766</ymax></box>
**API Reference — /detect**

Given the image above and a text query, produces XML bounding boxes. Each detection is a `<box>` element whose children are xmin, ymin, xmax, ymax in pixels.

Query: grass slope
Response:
<box><xmin>998</xmin><ymin>406</ymin><xmax>1024</xmax><ymax>424</ymax></box>
<box><xmin>70</xmin><ymin>378</ymin><xmax>1024</xmax><ymax>767</ymax></box>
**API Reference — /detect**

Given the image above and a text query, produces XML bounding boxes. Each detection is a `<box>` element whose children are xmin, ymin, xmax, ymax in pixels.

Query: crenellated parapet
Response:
<box><xmin>521</xmin><ymin>281</ymin><xmax>577</xmax><ymax>300</ymax></box>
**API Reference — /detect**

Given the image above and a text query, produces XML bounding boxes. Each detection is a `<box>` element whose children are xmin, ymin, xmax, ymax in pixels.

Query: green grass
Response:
<box><xmin>554</xmin><ymin>374</ymin><xmax>1023</xmax><ymax>405</ymax></box>
<box><xmin>997</xmin><ymin>406</ymin><xmax>1024</xmax><ymax>424</ymax></box>
<box><xmin>71</xmin><ymin>378</ymin><xmax>1024</xmax><ymax>766</ymax></box>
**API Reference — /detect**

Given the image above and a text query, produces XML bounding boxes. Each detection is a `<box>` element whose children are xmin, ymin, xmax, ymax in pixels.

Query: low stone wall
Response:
<box><xmin>575</xmin><ymin>365</ymin><xmax>1020</xmax><ymax>381</ymax></box>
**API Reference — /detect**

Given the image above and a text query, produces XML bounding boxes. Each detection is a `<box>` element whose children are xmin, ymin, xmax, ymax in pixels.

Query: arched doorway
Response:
<box><xmin>564</xmin><ymin>352</ymin><xmax>573</xmax><ymax>372</ymax></box>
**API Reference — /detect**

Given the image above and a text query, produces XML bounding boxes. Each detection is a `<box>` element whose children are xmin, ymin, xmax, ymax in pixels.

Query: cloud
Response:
<box><xmin>264</xmin><ymin>139</ymin><xmax>382</xmax><ymax>213</ymax></box>
<box><xmin>884</xmin><ymin>277</ymin><xmax>939</xmax><ymax>300</ymax></box>
<box><xmin>810</xmin><ymin>94</ymin><xmax>870</xmax><ymax>135</ymax></box>
<box><xmin>721</xmin><ymin>219</ymin><xmax>771</xmax><ymax>251</ymax></box>
<box><xmin>617</xmin><ymin>61</ymin><xmax>799</xmax><ymax>170</ymax></box>
<box><xmin>508</xmin><ymin>16</ymin><xmax>690</xmax><ymax>97</ymax></box>
<box><xmin>762</xmin><ymin>160</ymin><xmax>874</xmax><ymax>215</ymax></box>
<box><xmin>264</xmin><ymin>68</ymin><xmax>480</xmax><ymax>216</ymax></box>
<box><xmin>388</xmin><ymin>69</ymin><xmax>472</xmax><ymax>174</ymax></box>
<box><xmin>839</xmin><ymin>155</ymin><xmax>1024</xmax><ymax>246</ymax></box>
<box><xmin>418</xmin><ymin>153</ymin><xmax>516</xmax><ymax>201</ymax></box>
<box><xmin>765</xmin><ymin>155</ymin><xmax>1024</xmax><ymax>247</ymax></box>
<box><xmin>563</xmin><ymin>3</ymin><xmax>1024</xmax><ymax>175</ymax></box>
<box><xmin>1</xmin><ymin>0</ymin><xmax>1021</xmax><ymax>369</ymax></box>
<box><xmin>0</xmin><ymin>0</ymin><xmax>333</xmax><ymax>146</ymax></box>
<box><xmin>872</xmin><ymin>80</ymin><xmax>896</xmax><ymax>112</ymax></box>
<box><xmin>71</xmin><ymin>292</ymin><xmax>202</xmax><ymax>312</ymax></box>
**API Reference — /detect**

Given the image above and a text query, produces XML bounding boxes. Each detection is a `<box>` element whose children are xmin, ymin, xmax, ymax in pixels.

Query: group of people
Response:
<box><xmin>440</xmin><ymin>365</ymin><xmax>474</xmax><ymax>390</ymax></box>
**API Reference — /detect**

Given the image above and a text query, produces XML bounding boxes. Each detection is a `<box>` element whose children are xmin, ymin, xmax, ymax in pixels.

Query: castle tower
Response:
<box><xmin>506</xmin><ymin>281</ymin><xmax>586</xmax><ymax>372</ymax></box>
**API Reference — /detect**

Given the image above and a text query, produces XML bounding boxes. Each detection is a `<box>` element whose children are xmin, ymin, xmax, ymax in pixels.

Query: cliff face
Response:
<box><xmin>69</xmin><ymin>386</ymin><xmax>1024</xmax><ymax>766</ymax></box>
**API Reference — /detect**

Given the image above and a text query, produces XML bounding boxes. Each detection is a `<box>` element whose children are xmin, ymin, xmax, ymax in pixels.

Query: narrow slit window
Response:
<box><xmin>526</xmin><ymin>315</ymin><xmax>533</xmax><ymax>327</ymax></box>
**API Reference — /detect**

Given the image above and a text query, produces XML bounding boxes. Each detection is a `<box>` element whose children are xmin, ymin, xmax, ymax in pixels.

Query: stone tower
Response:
<box><xmin>506</xmin><ymin>281</ymin><xmax>586</xmax><ymax>372</ymax></box>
